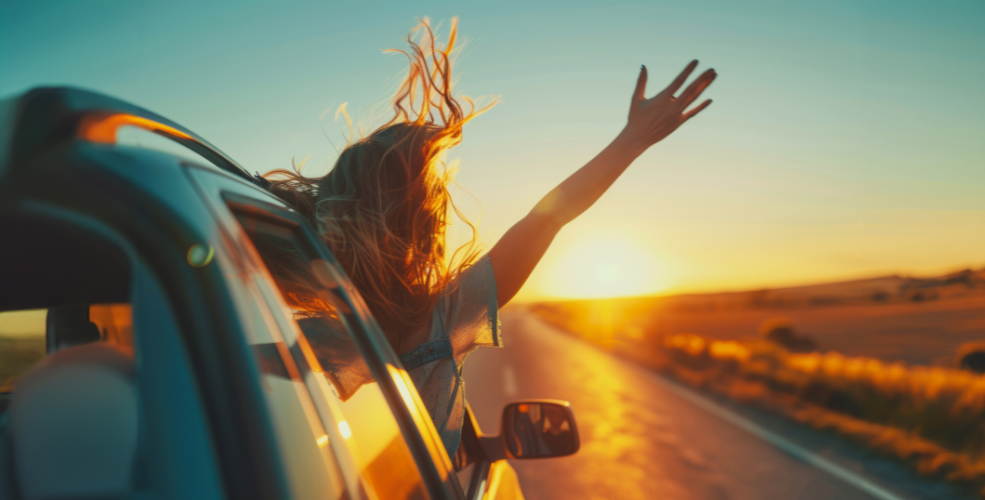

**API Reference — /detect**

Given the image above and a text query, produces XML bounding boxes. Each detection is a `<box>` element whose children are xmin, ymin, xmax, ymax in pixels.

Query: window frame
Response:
<box><xmin>183</xmin><ymin>164</ymin><xmax>464</xmax><ymax>499</ymax></box>
<box><xmin>221</xmin><ymin>190</ymin><xmax>462</xmax><ymax>499</ymax></box>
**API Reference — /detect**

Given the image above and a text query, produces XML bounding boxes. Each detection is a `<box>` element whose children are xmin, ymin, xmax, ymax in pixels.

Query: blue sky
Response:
<box><xmin>3</xmin><ymin>0</ymin><xmax>983</xmax><ymax>299</ymax></box>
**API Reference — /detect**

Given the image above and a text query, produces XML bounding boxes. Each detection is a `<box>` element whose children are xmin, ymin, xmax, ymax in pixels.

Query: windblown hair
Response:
<box><xmin>264</xmin><ymin>18</ymin><xmax>494</xmax><ymax>349</ymax></box>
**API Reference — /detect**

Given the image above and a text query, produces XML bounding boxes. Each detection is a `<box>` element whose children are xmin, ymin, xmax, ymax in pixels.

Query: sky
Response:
<box><xmin>2</xmin><ymin>0</ymin><xmax>984</xmax><ymax>301</ymax></box>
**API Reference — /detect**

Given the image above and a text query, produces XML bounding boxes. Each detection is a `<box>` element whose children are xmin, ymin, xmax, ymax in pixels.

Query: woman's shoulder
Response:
<box><xmin>435</xmin><ymin>254</ymin><xmax>501</xmax><ymax>351</ymax></box>
<box><xmin>437</xmin><ymin>254</ymin><xmax>495</xmax><ymax>317</ymax></box>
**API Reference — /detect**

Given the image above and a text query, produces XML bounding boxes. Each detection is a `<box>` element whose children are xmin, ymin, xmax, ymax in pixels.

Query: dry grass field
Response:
<box><xmin>0</xmin><ymin>337</ymin><xmax>45</xmax><ymax>393</ymax></box>
<box><xmin>529</xmin><ymin>268</ymin><xmax>985</xmax><ymax>495</ymax></box>
<box><xmin>534</xmin><ymin>269</ymin><xmax>985</xmax><ymax>367</ymax></box>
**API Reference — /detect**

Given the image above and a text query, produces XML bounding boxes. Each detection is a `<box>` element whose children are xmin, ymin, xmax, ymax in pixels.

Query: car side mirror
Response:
<box><xmin>485</xmin><ymin>400</ymin><xmax>579</xmax><ymax>460</ymax></box>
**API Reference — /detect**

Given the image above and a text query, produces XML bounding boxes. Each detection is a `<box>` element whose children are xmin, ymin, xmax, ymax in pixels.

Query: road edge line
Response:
<box><xmin>648</xmin><ymin>373</ymin><xmax>908</xmax><ymax>500</ymax></box>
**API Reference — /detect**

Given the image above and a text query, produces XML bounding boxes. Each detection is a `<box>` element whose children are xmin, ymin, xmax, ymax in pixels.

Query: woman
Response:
<box><xmin>265</xmin><ymin>19</ymin><xmax>716</xmax><ymax>457</ymax></box>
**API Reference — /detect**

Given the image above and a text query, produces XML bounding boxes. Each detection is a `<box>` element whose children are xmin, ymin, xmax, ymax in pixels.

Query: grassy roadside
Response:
<box><xmin>0</xmin><ymin>337</ymin><xmax>45</xmax><ymax>392</ymax></box>
<box><xmin>528</xmin><ymin>302</ymin><xmax>985</xmax><ymax>498</ymax></box>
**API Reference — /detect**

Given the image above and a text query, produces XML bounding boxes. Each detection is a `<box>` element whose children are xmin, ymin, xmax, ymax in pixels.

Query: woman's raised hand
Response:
<box><xmin>623</xmin><ymin>60</ymin><xmax>716</xmax><ymax>149</ymax></box>
<box><xmin>490</xmin><ymin>60</ymin><xmax>717</xmax><ymax>308</ymax></box>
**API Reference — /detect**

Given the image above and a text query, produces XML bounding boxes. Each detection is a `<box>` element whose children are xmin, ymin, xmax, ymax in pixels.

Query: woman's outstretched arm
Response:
<box><xmin>489</xmin><ymin>61</ymin><xmax>717</xmax><ymax>306</ymax></box>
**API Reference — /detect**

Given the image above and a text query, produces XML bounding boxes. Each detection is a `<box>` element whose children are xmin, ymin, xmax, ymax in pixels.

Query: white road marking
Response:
<box><xmin>503</xmin><ymin>364</ymin><xmax>518</xmax><ymax>397</ymax></box>
<box><xmin>649</xmin><ymin>372</ymin><xmax>908</xmax><ymax>500</ymax></box>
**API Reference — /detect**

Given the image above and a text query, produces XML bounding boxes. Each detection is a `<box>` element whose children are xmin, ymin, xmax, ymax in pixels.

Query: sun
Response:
<box><xmin>543</xmin><ymin>230</ymin><xmax>671</xmax><ymax>299</ymax></box>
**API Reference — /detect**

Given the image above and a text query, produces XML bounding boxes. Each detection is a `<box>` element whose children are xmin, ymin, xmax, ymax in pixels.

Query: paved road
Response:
<box><xmin>462</xmin><ymin>309</ymin><xmax>970</xmax><ymax>500</ymax></box>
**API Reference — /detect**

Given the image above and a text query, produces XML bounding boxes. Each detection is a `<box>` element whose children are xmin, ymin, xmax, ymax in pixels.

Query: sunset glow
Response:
<box><xmin>5</xmin><ymin>3</ymin><xmax>981</xmax><ymax>301</ymax></box>
<box><xmin>543</xmin><ymin>230</ymin><xmax>670</xmax><ymax>299</ymax></box>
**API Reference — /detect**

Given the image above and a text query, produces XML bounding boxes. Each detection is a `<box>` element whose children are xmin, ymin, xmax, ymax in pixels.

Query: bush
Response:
<box><xmin>958</xmin><ymin>343</ymin><xmax>985</xmax><ymax>374</ymax></box>
<box><xmin>758</xmin><ymin>317</ymin><xmax>816</xmax><ymax>352</ymax></box>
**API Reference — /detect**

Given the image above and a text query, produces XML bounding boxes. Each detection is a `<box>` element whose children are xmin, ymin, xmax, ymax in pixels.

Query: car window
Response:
<box><xmin>234</xmin><ymin>273</ymin><xmax>350</xmax><ymax>500</ymax></box>
<box><xmin>0</xmin><ymin>213</ymin><xmax>134</xmax><ymax>400</ymax></box>
<box><xmin>0</xmin><ymin>304</ymin><xmax>132</xmax><ymax>393</ymax></box>
<box><xmin>232</xmin><ymin>210</ymin><xmax>429</xmax><ymax>500</ymax></box>
<box><xmin>0</xmin><ymin>212</ymin><xmax>222</xmax><ymax>500</ymax></box>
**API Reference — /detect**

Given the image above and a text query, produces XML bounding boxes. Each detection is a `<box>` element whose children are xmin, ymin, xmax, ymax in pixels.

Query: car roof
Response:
<box><xmin>0</xmin><ymin>86</ymin><xmax>261</xmax><ymax>186</ymax></box>
<box><xmin>0</xmin><ymin>86</ymin><xmax>295</xmax><ymax>232</ymax></box>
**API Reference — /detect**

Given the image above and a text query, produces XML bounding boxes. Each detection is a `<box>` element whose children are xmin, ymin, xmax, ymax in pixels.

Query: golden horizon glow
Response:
<box><xmin>541</xmin><ymin>230</ymin><xmax>671</xmax><ymax>300</ymax></box>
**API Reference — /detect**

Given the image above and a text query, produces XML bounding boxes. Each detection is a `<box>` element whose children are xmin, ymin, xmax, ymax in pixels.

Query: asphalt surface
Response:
<box><xmin>461</xmin><ymin>309</ymin><xmax>974</xmax><ymax>500</ymax></box>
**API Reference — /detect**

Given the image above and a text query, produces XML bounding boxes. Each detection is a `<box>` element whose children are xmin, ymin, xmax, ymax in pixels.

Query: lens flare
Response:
<box><xmin>338</xmin><ymin>421</ymin><xmax>352</xmax><ymax>439</ymax></box>
<box><xmin>187</xmin><ymin>244</ymin><xmax>214</xmax><ymax>267</ymax></box>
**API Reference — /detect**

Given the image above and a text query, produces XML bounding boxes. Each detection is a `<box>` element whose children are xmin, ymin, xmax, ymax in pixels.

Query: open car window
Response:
<box><xmin>0</xmin><ymin>211</ymin><xmax>222</xmax><ymax>500</ymax></box>
<box><xmin>231</xmin><ymin>206</ymin><xmax>431</xmax><ymax>500</ymax></box>
<box><xmin>0</xmin><ymin>213</ymin><xmax>134</xmax><ymax>398</ymax></box>
<box><xmin>0</xmin><ymin>304</ymin><xmax>132</xmax><ymax>393</ymax></box>
<box><xmin>184</xmin><ymin>164</ymin><xmax>463</xmax><ymax>499</ymax></box>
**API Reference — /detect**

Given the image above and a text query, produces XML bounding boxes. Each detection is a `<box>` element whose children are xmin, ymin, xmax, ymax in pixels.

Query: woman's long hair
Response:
<box><xmin>264</xmin><ymin>18</ymin><xmax>495</xmax><ymax>349</ymax></box>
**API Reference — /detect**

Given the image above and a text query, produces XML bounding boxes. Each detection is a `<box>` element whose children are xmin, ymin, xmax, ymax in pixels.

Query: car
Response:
<box><xmin>0</xmin><ymin>87</ymin><xmax>580</xmax><ymax>500</ymax></box>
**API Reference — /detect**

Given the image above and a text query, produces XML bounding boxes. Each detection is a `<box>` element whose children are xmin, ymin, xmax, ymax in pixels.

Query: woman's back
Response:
<box><xmin>271</xmin><ymin>15</ymin><xmax>715</xmax><ymax>460</ymax></box>
<box><xmin>398</xmin><ymin>254</ymin><xmax>500</xmax><ymax>456</ymax></box>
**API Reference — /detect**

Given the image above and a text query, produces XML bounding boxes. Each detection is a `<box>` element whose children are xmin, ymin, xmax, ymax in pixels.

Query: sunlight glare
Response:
<box><xmin>338</xmin><ymin>421</ymin><xmax>352</xmax><ymax>439</ymax></box>
<box><xmin>544</xmin><ymin>230</ymin><xmax>670</xmax><ymax>299</ymax></box>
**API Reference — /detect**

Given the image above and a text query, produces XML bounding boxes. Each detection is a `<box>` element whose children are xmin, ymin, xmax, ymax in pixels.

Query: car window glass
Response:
<box><xmin>237</xmin><ymin>279</ymin><xmax>348</xmax><ymax>500</ymax></box>
<box><xmin>234</xmin><ymin>212</ymin><xmax>429</xmax><ymax>500</ymax></box>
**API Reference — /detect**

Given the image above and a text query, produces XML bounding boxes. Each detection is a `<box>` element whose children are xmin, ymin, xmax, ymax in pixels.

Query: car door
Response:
<box><xmin>1</xmin><ymin>85</ymin><xmax>501</xmax><ymax>499</ymax></box>
<box><xmin>186</xmin><ymin>165</ymin><xmax>468</xmax><ymax>500</ymax></box>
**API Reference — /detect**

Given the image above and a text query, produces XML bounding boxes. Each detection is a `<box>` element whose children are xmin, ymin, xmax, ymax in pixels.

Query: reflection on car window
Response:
<box><xmin>239</xmin><ymin>292</ymin><xmax>348</xmax><ymax>500</ymax></box>
<box><xmin>234</xmin><ymin>211</ymin><xmax>428</xmax><ymax>500</ymax></box>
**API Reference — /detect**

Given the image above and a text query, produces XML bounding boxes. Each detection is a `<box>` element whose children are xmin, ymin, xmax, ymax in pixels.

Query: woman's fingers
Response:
<box><xmin>633</xmin><ymin>65</ymin><xmax>648</xmax><ymax>102</ymax></box>
<box><xmin>677</xmin><ymin>68</ymin><xmax>717</xmax><ymax>107</ymax></box>
<box><xmin>683</xmin><ymin>99</ymin><xmax>713</xmax><ymax>122</ymax></box>
<box><xmin>626</xmin><ymin>61</ymin><xmax>715</xmax><ymax>139</ymax></box>
<box><xmin>665</xmin><ymin>60</ymin><xmax>699</xmax><ymax>97</ymax></box>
